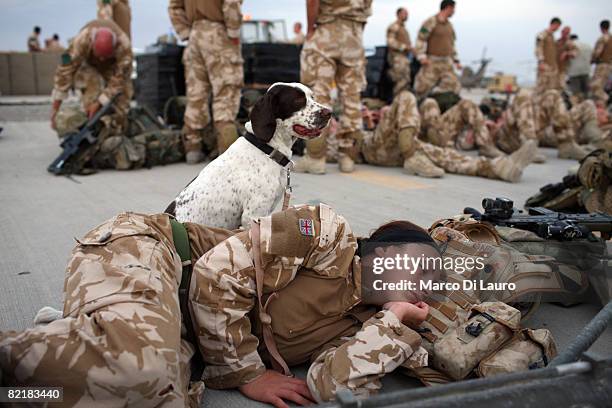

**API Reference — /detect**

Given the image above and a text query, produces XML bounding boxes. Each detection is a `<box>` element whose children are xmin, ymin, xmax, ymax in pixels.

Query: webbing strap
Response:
<box><xmin>170</xmin><ymin>219</ymin><xmax>204</xmax><ymax>381</ymax></box>
<box><xmin>250</xmin><ymin>221</ymin><xmax>292</xmax><ymax>376</ymax></box>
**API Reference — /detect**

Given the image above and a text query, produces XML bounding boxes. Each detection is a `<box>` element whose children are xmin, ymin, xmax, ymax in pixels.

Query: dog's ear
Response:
<box><xmin>250</xmin><ymin>92</ymin><xmax>277</xmax><ymax>142</ymax></box>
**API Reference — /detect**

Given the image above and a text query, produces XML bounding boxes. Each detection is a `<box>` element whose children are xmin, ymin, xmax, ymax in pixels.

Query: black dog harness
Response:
<box><xmin>243</xmin><ymin>132</ymin><xmax>291</xmax><ymax>167</ymax></box>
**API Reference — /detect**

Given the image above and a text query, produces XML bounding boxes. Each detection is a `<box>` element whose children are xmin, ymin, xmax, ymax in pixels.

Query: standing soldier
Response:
<box><xmin>535</xmin><ymin>17</ymin><xmax>562</xmax><ymax>94</ymax></box>
<box><xmin>386</xmin><ymin>7</ymin><xmax>412</xmax><ymax>97</ymax></box>
<box><xmin>413</xmin><ymin>0</ymin><xmax>461</xmax><ymax>98</ymax></box>
<box><xmin>556</xmin><ymin>26</ymin><xmax>576</xmax><ymax>90</ymax></box>
<box><xmin>27</xmin><ymin>26</ymin><xmax>42</xmax><ymax>52</ymax></box>
<box><xmin>50</xmin><ymin>19</ymin><xmax>133</xmax><ymax>135</ymax></box>
<box><xmin>168</xmin><ymin>0</ymin><xmax>244</xmax><ymax>164</ymax></box>
<box><xmin>294</xmin><ymin>0</ymin><xmax>372</xmax><ymax>174</ymax></box>
<box><xmin>97</xmin><ymin>0</ymin><xmax>132</xmax><ymax>38</ymax></box>
<box><xmin>590</xmin><ymin>20</ymin><xmax>612</xmax><ymax>106</ymax></box>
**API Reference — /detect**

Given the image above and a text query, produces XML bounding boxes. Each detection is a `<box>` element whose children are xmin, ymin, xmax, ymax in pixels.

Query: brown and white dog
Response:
<box><xmin>166</xmin><ymin>82</ymin><xmax>332</xmax><ymax>229</ymax></box>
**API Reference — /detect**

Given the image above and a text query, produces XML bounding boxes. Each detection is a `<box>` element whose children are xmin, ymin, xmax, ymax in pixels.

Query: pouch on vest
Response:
<box><xmin>477</xmin><ymin>328</ymin><xmax>557</xmax><ymax>377</ymax></box>
<box><xmin>432</xmin><ymin>301</ymin><xmax>521</xmax><ymax>380</ymax></box>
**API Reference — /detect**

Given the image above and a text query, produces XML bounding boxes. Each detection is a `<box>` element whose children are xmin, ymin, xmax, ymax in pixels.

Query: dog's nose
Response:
<box><xmin>318</xmin><ymin>108</ymin><xmax>332</xmax><ymax>122</ymax></box>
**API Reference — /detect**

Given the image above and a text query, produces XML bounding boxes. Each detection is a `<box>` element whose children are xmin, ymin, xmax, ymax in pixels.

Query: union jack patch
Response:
<box><xmin>299</xmin><ymin>218</ymin><xmax>315</xmax><ymax>236</ymax></box>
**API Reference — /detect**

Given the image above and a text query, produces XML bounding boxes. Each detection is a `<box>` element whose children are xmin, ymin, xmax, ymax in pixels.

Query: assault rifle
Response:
<box><xmin>464</xmin><ymin>197</ymin><xmax>612</xmax><ymax>241</ymax></box>
<box><xmin>47</xmin><ymin>94</ymin><xmax>119</xmax><ymax>175</ymax></box>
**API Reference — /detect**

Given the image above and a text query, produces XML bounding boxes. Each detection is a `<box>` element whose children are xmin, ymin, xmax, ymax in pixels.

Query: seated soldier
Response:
<box><xmin>418</xmin><ymin>95</ymin><xmax>504</xmax><ymax>158</ymax></box>
<box><xmin>486</xmin><ymin>88</ymin><xmax>599</xmax><ymax>161</ymax></box>
<box><xmin>50</xmin><ymin>19</ymin><xmax>133</xmax><ymax>135</ymax></box>
<box><xmin>360</xmin><ymin>90</ymin><xmax>536</xmax><ymax>182</ymax></box>
<box><xmin>0</xmin><ymin>205</ymin><xmax>554</xmax><ymax>406</ymax></box>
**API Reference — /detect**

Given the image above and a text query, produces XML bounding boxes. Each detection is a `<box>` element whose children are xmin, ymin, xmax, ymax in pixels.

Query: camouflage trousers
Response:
<box><xmin>74</xmin><ymin>64</ymin><xmax>132</xmax><ymax>134</ymax></box>
<box><xmin>590</xmin><ymin>63</ymin><xmax>611</xmax><ymax>104</ymax></box>
<box><xmin>570</xmin><ymin>99</ymin><xmax>598</xmax><ymax>144</ymax></box>
<box><xmin>534</xmin><ymin>89</ymin><xmax>576</xmax><ymax>147</ymax></box>
<box><xmin>535</xmin><ymin>63</ymin><xmax>562</xmax><ymax>95</ymax></box>
<box><xmin>387</xmin><ymin>52</ymin><xmax>411</xmax><ymax>97</ymax></box>
<box><xmin>362</xmin><ymin>90</ymin><xmax>420</xmax><ymax>166</ymax></box>
<box><xmin>413</xmin><ymin>57</ymin><xmax>461</xmax><ymax>98</ymax></box>
<box><xmin>495</xmin><ymin>89</ymin><xmax>538</xmax><ymax>153</ymax></box>
<box><xmin>420</xmin><ymin>98</ymin><xmax>493</xmax><ymax>148</ymax></box>
<box><xmin>419</xmin><ymin>141</ymin><xmax>495</xmax><ymax>177</ymax></box>
<box><xmin>0</xmin><ymin>213</ymin><xmax>202</xmax><ymax>407</ymax></box>
<box><xmin>301</xmin><ymin>19</ymin><xmax>366</xmax><ymax>158</ymax></box>
<box><xmin>307</xmin><ymin>310</ymin><xmax>424</xmax><ymax>401</ymax></box>
<box><xmin>183</xmin><ymin>20</ymin><xmax>243</xmax><ymax>152</ymax></box>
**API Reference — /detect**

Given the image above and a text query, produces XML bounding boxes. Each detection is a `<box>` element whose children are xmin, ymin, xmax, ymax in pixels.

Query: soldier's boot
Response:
<box><xmin>403</xmin><ymin>150</ymin><xmax>445</xmax><ymax>178</ymax></box>
<box><xmin>293</xmin><ymin>154</ymin><xmax>327</xmax><ymax>174</ymax></box>
<box><xmin>557</xmin><ymin>141</ymin><xmax>588</xmax><ymax>160</ymax></box>
<box><xmin>487</xmin><ymin>140</ymin><xmax>537</xmax><ymax>183</ymax></box>
<box><xmin>216</xmin><ymin>121</ymin><xmax>239</xmax><ymax>154</ymax></box>
<box><xmin>183</xmin><ymin>128</ymin><xmax>205</xmax><ymax>165</ymax></box>
<box><xmin>186</xmin><ymin>150</ymin><xmax>205</xmax><ymax>165</ymax></box>
<box><xmin>579</xmin><ymin>120</ymin><xmax>603</xmax><ymax>144</ymax></box>
<box><xmin>478</xmin><ymin>143</ymin><xmax>504</xmax><ymax>158</ymax></box>
<box><xmin>338</xmin><ymin>152</ymin><xmax>355</xmax><ymax>173</ymax></box>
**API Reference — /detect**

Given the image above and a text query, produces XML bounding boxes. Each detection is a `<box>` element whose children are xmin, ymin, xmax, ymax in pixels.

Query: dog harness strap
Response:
<box><xmin>251</xmin><ymin>221</ymin><xmax>293</xmax><ymax>377</ymax></box>
<box><xmin>244</xmin><ymin>132</ymin><xmax>291</xmax><ymax>167</ymax></box>
<box><xmin>170</xmin><ymin>218</ymin><xmax>205</xmax><ymax>382</ymax></box>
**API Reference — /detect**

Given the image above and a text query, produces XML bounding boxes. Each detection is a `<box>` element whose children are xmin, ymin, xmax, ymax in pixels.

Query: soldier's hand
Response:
<box><xmin>419</xmin><ymin>57</ymin><xmax>430</xmax><ymax>66</ymax></box>
<box><xmin>455</xmin><ymin>61</ymin><xmax>462</xmax><ymax>71</ymax></box>
<box><xmin>538</xmin><ymin>62</ymin><xmax>546</xmax><ymax>72</ymax></box>
<box><xmin>384</xmin><ymin>301</ymin><xmax>429</xmax><ymax>328</ymax></box>
<box><xmin>306</xmin><ymin>29</ymin><xmax>316</xmax><ymax>41</ymax></box>
<box><xmin>86</xmin><ymin>102</ymin><xmax>102</xmax><ymax>118</ymax></box>
<box><xmin>50</xmin><ymin>100</ymin><xmax>62</xmax><ymax>130</ymax></box>
<box><xmin>229</xmin><ymin>36</ymin><xmax>240</xmax><ymax>46</ymax></box>
<box><xmin>239</xmin><ymin>370</ymin><xmax>315</xmax><ymax>408</ymax></box>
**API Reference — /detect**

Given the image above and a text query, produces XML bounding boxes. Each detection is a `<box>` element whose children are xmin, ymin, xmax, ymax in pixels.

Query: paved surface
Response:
<box><xmin>0</xmin><ymin>109</ymin><xmax>610</xmax><ymax>406</ymax></box>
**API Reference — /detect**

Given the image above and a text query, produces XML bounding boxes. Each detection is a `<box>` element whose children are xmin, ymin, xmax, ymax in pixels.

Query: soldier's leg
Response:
<box><xmin>183</xmin><ymin>23</ymin><xmax>212</xmax><ymax>163</ymax></box>
<box><xmin>438</xmin><ymin>60</ymin><xmax>461</xmax><ymax>94</ymax></box>
<box><xmin>536</xmin><ymin>64</ymin><xmax>559</xmax><ymax>94</ymax></box>
<box><xmin>537</xmin><ymin>90</ymin><xmax>587</xmax><ymax>159</ymax></box>
<box><xmin>388</xmin><ymin>55</ymin><xmax>411</xmax><ymax>96</ymax></box>
<box><xmin>307</xmin><ymin>310</ymin><xmax>421</xmax><ymax>402</ymax></box>
<box><xmin>419</xmin><ymin>98</ymin><xmax>451</xmax><ymax>146</ymax></box>
<box><xmin>207</xmin><ymin>29</ymin><xmax>243</xmax><ymax>154</ymax></box>
<box><xmin>414</xmin><ymin>62</ymin><xmax>438</xmax><ymax>98</ymax></box>
<box><xmin>454</xmin><ymin>99</ymin><xmax>502</xmax><ymax>157</ymax></box>
<box><xmin>589</xmin><ymin>63</ymin><xmax>611</xmax><ymax>105</ymax></box>
<box><xmin>74</xmin><ymin>64</ymin><xmax>104</xmax><ymax>112</ymax></box>
<box><xmin>570</xmin><ymin>99</ymin><xmax>601</xmax><ymax>144</ymax></box>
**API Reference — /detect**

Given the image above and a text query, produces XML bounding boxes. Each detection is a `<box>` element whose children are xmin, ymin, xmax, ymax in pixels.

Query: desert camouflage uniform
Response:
<box><xmin>97</xmin><ymin>0</ymin><xmax>132</xmax><ymax>38</ymax></box>
<box><xmin>386</xmin><ymin>19</ymin><xmax>412</xmax><ymax>96</ymax></box>
<box><xmin>590</xmin><ymin>32</ymin><xmax>612</xmax><ymax>104</ymax></box>
<box><xmin>27</xmin><ymin>33</ymin><xmax>41</xmax><ymax>52</ymax></box>
<box><xmin>413</xmin><ymin>15</ymin><xmax>461</xmax><ymax>98</ymax></box>
<box><xmin>0</xmin><ymin>212</ymin><xmax>234</xmax><ymax>407</ymax></box>
<box><xmin>169</xmin><ymin>0</ymin><xmax>244</xmax><ymax>153</ymax></box>
<box><xmin>534</xmin><ymin>89</ymin><xmax>577</xmax><ymax>147</ymax></box>
<box><xmin>535</xmin><ymin>30</ymin><xmax>561</xmax><ymax>94</ymax></box>
<box><xmin>420</xmin><ymin>97</ymin><xmax>494</xmax><ymax>149</ymax></box>
<box><xmin>557</xmin><ymin>37</ymin><xmax>576</xmax><ymax>88</ymax></box>
<box><xmin>51</xmin><ymin>19</ymin><xmax>133</xmax><ymax>134</ymax></box>
<box><xmin>494</xmin><ymin>89</ymin><xmax>538</xmax><ymax>153</ymax></box>
<box><xmin>300</xmin><ymin>0</ymin><xmax>372</xmax><ymax>159</ymax></box>
<box><xmin>191</xmin><ymin>204</ymin><xmax>424</xmax><ymax>401</ymax></box>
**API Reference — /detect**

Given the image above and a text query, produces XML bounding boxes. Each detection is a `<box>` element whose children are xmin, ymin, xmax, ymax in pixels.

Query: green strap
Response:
<box><xmin>170</xmin><ymin>218</ymin><xmax>191</xmax><ymax>288</ymax></box>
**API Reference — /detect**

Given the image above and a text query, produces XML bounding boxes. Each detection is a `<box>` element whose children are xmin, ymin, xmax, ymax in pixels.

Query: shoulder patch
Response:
<box><xmin>61</xmin><ymin>53</ymin><xmax>72</xmax><ymax>65</ymax></box>
<box><xmin>420</xmin><ymin>27</ymin><xmax>429</xmax><ymax>35</ymax></box>
<box><xmin>299</xmin><ymin>219</ymin><xmax>315</xmax><ymax>236</ymax></box>
<box><xmin>103</xmin><ymin>0</ymin><xmax>112</xmax><ymax>4</ymax></box>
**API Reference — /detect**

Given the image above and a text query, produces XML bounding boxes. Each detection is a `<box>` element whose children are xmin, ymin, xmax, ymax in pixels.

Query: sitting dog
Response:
<box><xmin>165</xmin><ymin>82</ymin><xmax>332</xmax><ymax>229</ymax></box>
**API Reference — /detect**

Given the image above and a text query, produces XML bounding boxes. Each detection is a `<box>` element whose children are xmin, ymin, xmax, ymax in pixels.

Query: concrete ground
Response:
<box><xmin>0</xmin><ymin>102</ymin><xmax>610</xmax><ymax>407</ymax></box>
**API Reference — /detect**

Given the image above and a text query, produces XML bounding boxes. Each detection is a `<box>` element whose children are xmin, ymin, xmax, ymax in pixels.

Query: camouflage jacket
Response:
<box><xmin>51</xmin><ymin>19</ymin><xmax>132</xmax><ymax>105</ymax></box>
<box><xmin>414</xmin><ymin>15</ymin><xmax>457</xmax><ymax>62</ymax></box>
<box><xmin>592</xmin><ymin>33</ymin><xmax>612</xmax><ymax>64</ymax></box>
<box><xmin>317</xmin><ymin>0</ymin><xmax>372</xmax><ymax>25</ymax></box>
<box><xmin>168</xmin><ymin>0</ymin><xmax>243</xmax><ymax>40</ymax></box>
<box><xmin>190</xmin><ymin>204</ymin><xmax>388</xmax><ymax>389</ymax></box>
<box><xmin>386</xmin><ymin>20</ymin><xmax>412</xmax><ymax>54</ymax></box>
<box><xmin>535</xmin><ymin>29</ymin><xmax>558</xmax><ymax>67</ymax></box>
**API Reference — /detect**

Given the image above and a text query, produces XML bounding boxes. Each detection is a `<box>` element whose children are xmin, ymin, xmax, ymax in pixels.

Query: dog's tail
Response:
<box><xmin>164</xmin><ymin>200</ymin><xmax>176</xmax><ymax>216</ymax></box>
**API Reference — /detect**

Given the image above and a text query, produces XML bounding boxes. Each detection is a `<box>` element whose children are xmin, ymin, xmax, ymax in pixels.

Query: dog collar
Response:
<box><xmin>243</xmin><ymin>132</ymin><xmax>291</xmax><ymax>167</ymax></box>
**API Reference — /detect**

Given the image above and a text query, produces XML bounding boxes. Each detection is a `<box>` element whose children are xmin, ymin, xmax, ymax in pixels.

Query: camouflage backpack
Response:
<box><xmin>132</xmin><ymin>129</ymin><xmax>184</xmax><ymax>167</ymax></box>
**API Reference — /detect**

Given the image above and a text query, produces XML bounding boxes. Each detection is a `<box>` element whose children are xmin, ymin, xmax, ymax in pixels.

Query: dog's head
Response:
<box><xmin>248</xmin><ymin>82</ymin><xmax>332</xmax><ymax>142</ymax></box>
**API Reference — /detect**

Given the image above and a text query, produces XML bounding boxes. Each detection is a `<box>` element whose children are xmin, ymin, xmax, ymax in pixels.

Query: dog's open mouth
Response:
<box><xmin>293</xmin><ymin>124</ymin><xmax>325</xmax><ymax>138</ymax></box>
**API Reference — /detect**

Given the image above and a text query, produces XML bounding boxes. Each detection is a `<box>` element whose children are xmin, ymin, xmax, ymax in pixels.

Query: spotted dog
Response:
<box><xmin>166</xmin><ymin>82</ymin><xmax>332</xmax><ymax>229</ymax></box>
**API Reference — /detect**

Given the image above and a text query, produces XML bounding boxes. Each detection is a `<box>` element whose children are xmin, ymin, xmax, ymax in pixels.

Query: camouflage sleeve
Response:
<box><xmin>191</xmin><ymin>234</ymin><xmax>266</xmax><ymax>389</ymax></box>
<box><xmin>306</xmin><ymin>310</ymin><xmax>423</xmax><ymax>402</ymax></box>
<box><xmin>591</xmin><ymin>36</ymin><xmax>605</xmax><ymax>63</ymax></box>
<box><xmin>51</xmin><ymin>29</ymin><xmax>90</xmax><ymax>101</ymax></box>
<box><xmin>451</xmin><ymin>23</ymin><xmax>458</xmax><ymax>62</ymax></box>
<box><xmin>386</xmin><ymin>23</ymin><xmax>406</xmax><ymax>52</ymax></box>
<box><xmin>98</xmin><ymin>31</ymin><xmax>133</xmax><ymax>106</ymax></box>
<box><xmin>97</xmin><ymin>0</ymin><xmax>113</xmax><ymax>19</ymax></box>
<box><xmin>414</xmin><ymin>16</ymin><xmax>436</xmax><ymax>60</ymax></box>
<box><xmin>168</xmin><ymin>0</ymin><xmax>191</xmax><ymax>41</ymax></box>
<box><xmin>394</xmin><ymin>91</ymin><xmax>420</xmax><ymax>131</ymax></box>
<box><xmin>222</xmin><ymin>0</ymin><xmax>243</xmax><ymax>39</ymax></box>
<box><xmin>511</xmin><ymin>89</ymin><xmax>537</xmax><ymax>140</ymax></box>
<box><xmin>535</xmin><ymin>31</ymin><xmax>546</xmax><ymax>63</ymax></box>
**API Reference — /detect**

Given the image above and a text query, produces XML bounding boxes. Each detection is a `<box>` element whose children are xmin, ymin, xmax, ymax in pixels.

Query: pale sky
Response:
<box><xmin>1</xmin><ymin>0</ymin><xmax>610</xmax><ymax>85</ymax></box>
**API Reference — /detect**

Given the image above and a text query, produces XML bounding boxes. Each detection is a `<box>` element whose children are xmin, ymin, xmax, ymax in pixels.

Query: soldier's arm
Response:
<box><xmin>414</xmin><ymin>17</ymin><xmax>435</xmax><ymax>61</ymax></box>
<box><xmin>535</xmin><ymin>32</ymin><xmax>545</xmax><ymax>63</ymax></box>
<box><xmin>451</xmin><ymin>25</ymin><xmax>459</xmax><ymax>64</ymax></box>
<box><xmin>51</xmin><ymin>30</ymin><xmax>89</xmax><ymax>102</ymax></box>
<box><xmin>306</xmin><ymin>0</ymin><xmax>320</xmax><ymax>39</ymax></box>
<box><xmin>99</xmin><ymin>33</ymin><xmax>132</xmax><ymax>106</ymax></box>
<box><xmin>222</xmin><ymin>0</ymin><xmax>243</xmax><ymax>39</ymax></box>
<box><xmin>168</xmin><ymin>0</ymin><xmax>190</xmax><ymax>41</ymax></box>
<box><xmin>386</xmin><ymin>24</ymin><xmax>406</xmax><ymax>52</ymax></box>
<box><xmin>591</xmin><ymin>37</ymin><xmax>604</xmax><ymax>63</ymax></box>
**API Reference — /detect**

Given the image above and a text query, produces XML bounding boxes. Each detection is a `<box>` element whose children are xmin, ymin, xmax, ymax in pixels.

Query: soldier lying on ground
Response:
<box><xmin>359</xmin><ymin>90</ymin><xmax>536</xmax><ymax>181</ymax></box>
<box><xmin>50</xmin><ymin>19</ymin><xmax>133</xmax><ymax>136</ymax></box>
<box><xmin>484</xmin><ymin>88</ymin><xmax>601</xmax><ymax>161</ymax></box>
<box><xmin>0</xmin><ymin>205</ymin><xmax>556</xmax><ymax>407</ymax></box>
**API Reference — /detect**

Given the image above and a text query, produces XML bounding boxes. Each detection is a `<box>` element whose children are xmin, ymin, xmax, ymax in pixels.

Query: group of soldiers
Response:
<box><xmin>27</xmin><ymin>26</ymin><xmax>65</xmax><ymax>52</ymax></box>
